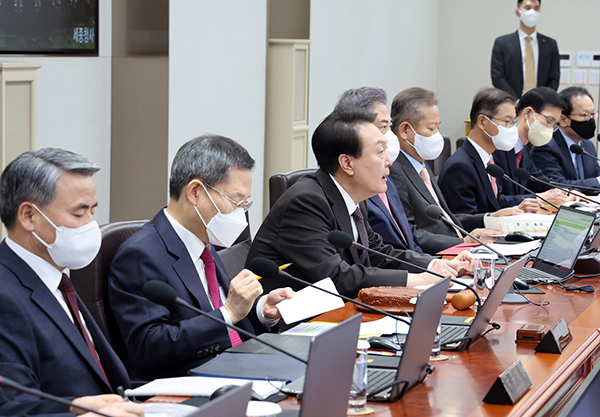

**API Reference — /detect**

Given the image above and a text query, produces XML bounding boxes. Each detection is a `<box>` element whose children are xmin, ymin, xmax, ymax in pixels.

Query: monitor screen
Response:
<box><xmin>0</xmin><ymin>0</ymin><xmax>98</xmax><ymax>55</ymax></box>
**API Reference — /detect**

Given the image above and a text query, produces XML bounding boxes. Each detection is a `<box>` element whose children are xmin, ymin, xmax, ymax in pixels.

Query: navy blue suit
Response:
<box><xmin>531</xmin><ymin>130</ymin><xmax>600</xmax><ymax>194</ymax></box>
<box><xmin>108</xmin><ymin>210</ymin><xmax>259</xmax><ymax>380</ymax></box>
<box><xmin>493</xmin><ymin>145</ymin><xmax>552</xmax><ymax>206</ymax></box>
<box><xmin>439</xmin><ymin>139</ymin><xmax>503</xmax><ymax>215</ymax></box>
<box><xmin>0</xmin><ymin>241</ymin><xmax>129</xmax><ymax>417</ymax></box>
<box><xmin>366</xmin><ymin>178</ymin><xmax>423</xmax><ymax>254</ymax></box>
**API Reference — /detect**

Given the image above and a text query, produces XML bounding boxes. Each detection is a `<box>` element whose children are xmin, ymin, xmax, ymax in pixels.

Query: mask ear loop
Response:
<box><xmin>30</xmin><ymin>204</ymin><xmax>59</xmax><ymax>248</ymax></box>
<box><xmin>194</xmin><ymin>182</ymin><xmax>222</xmax><ymax>227</ymax></box>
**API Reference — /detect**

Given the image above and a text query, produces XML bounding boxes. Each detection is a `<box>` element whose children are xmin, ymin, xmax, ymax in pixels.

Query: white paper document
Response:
<box><xmin>124</xmin><ymin>376</ymin><xmax>284</xmax><ymax>400</ymax></box>
<box><xmin>359</xmin><ymin>316</ymin><xmax>410</xmax><ymax>338</ymax></box>
<box><xmin>477</xmin><ymin>240</ymin><xmax>542</xmax><ymax>257</ymax></box>
<box><xmin>484</xmin><ymin>213</ymin><xmax>554</xmax><ymax>233</ymax></box>
<box><xmin>276</xmin><ymin>277</ymin><xmax>345</xmax><ymax>324</ymax></box>
<box><xmin>281</xmin><ymin>321</ymin><xmax>338</xmax><ymax>337</ymax></box>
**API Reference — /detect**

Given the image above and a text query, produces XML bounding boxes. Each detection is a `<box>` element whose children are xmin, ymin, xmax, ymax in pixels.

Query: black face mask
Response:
<box><xmin>569</xmin><ymin>118</ymin><xmax>596</xmax><ymax>140</ymax></box>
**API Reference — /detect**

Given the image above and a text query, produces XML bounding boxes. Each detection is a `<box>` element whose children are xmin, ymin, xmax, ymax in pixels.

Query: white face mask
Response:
<box><xmin>527</xmin><ymin>112</ymin><xmax>553</xmax><ymax>147</ymax></box>
<box><xmin>384</xmin><ymin>129</ymin><xmax>400</xmax><ymax>162</ymax></box>
<box><xmin>519</xmin><ymin>9</ymin><xmax>540</xmax><ymax>28</ymax></box>
<box><xmin>31</xmin><ymin>204</ymin><xmax>101</xmax><ymax>270</ymax></box>
<box><xmin>484</xmin><ymin>116</ymin><xmax>520</xmax><ymax>151</ymax></box>
<box><xmin>195</xmin><ymin>183</ymin><xmax>248</xmax><ymax>248</ymax></box>
<box><xmin>407</xmin><ymin>125</ymin><xmax>445</xmax><ymax>161</ymax></box>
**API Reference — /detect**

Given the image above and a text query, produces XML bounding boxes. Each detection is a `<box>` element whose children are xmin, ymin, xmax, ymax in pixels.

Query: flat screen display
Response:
<box><xmin>0</xmin><ymin>0</ymin><xmax>98</xmax><ymax>55</ymax></box>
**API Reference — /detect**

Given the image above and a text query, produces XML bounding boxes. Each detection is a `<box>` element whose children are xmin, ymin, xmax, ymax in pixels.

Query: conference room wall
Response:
<box><xmin>168</xmin><ymin>0</ymin><xmax>268</xmax><ymax>234</ymax></box>
<box><xmin>1</xmin><ymin>0</ymin><xmax>113</xmax><ymax>224</ymax></box>
<box><xmin>307</xmin><ymin>0</ymin><xmax>440</xmax><ymax>168</ymax></box>
<box><xmin>436</xmin><ymin>0</ymin><xmax>600</xmax><ymax>151</ymax></box>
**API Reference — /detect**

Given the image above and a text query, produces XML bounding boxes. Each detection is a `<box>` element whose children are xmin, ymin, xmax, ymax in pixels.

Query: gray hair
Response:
<box><xmin>334</xmin><ymin>87</ymin><xmax>387</xmax><ymax>112</ymax></box>
<box><xmin>0</xmin><ymin>148</ymin><xmax>101</xmax><ymax>229</ymax></box>
<box><xmin>169</xmin><ymin>134</ymin><xmax>255</xmax><ymax>200</ymax></box>
<box><xmin>391</xmin><ymin>87</ymin><xmax>439</xmax><ymax>131</ymax></box>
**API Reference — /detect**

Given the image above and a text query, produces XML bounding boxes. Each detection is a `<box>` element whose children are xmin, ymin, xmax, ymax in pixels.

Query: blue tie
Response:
<box><xmin>575</xmin><ymin>153</ymin><xmax>585</xmax><ymax>180</ymax></box>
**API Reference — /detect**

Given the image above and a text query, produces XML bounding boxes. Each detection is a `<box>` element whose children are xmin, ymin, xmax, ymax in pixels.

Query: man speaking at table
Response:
<box><xmin>108</xmin><ymin>135</ymin><xmax>293</xmax><ymax>380</ymax></box>
<box><xmin>247</xmin><ymin>107</ymin><xmax>471</xmax><ymax>298</ymax></box>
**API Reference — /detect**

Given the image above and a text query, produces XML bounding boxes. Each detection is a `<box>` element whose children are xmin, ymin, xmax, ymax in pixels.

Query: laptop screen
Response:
<box><xmin>535</xmin><ymin>207</ymin><xmax>596</xmax><ymax>271</ymax></box>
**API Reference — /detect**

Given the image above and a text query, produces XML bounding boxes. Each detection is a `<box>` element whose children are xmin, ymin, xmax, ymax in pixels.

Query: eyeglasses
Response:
<box><xmin>568</xmin><ymin>111</ymin><xmax>597</xmax><ymax>121</ymax></box>
<box><xmin>537</xmin><ymin>112</ymin><xmax>560</xmax><ymax>132</ymax></box>
<box><xmin>204</xmin><ymin>183</ymin><xmax>253</xmax><ymax>212</ymax></box>
<box><xmin>483</xmin><ymin>115</ymin><xmax>519</xmax><ymax>128</ymax></box>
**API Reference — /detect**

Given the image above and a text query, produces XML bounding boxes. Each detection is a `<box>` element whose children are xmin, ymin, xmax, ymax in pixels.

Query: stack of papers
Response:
<box><xmin>276</xmin><ymin>278</ymin><xmax>345</xmax><ymax>324</ymax></box>
<box><xmin>124</xmin><ymin>376</ymin><xmax>284</xmax><ymax>400</ymax></box>
<box><xmin>359</xmin><ymin>316</ymin><xmax>410</xmax><ymax>338</ymax></box>
<box><xmin>282</xmin><ymin>321</ymin><xmax>337</xmax><ymax>337</ymax></box>
<box><xmin>484</xmin><ymin>213</ymin><xmax>554</xmax><ymax>233</ymax></box>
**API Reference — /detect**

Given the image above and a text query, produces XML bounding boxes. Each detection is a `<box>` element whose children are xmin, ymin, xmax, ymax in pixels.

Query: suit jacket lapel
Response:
<box><xmin>212</xmin><ymin>247</ymin><xmax>231</xmax><ymax>293</ymax></box>
<box><xmin>369</xmin><ymin>194</ymin><xmax>407</xmax><ymax>246</ymax></box>
<box><xmin>316</xmin><ymin>170</ymin><xmax>361</xmax><ymax>265</ymax></box>
<box><xmin>511</xmin><ymin>31</ymin><xmax>523</xmax><ymax>88</ymax></box>
<box><xmin>397</xmin><ymin>153</ymin><xmax>438</xmax><ymax>206</ymax></box>
<box><xmin>0</xmin><ymin>242</ymin><xmax>111</xmax><ymax>389</ymax></box>
<box><xmin>153</xmin><ymin>211</ymin><xmax>214</xmax><ymax>311</ymax></box>
<box><xmin>464</xmin><ymin>141</ymin><xmax>500</xmax><ymax>210</ymax></box>
<box><xmin>554</xmin><ymin>131</ymin><xmax>578</xmax><ymax>178</ymax></box>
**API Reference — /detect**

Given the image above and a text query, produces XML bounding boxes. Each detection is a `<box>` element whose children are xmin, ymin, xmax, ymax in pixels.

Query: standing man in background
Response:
<box><xmin>491</xmin><ymin>0</ymin><xmax>559</xmax><ymax>99</ymax></box>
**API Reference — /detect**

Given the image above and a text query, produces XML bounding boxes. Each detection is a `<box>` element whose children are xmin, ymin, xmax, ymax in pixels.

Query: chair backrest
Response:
<box><xmin>71</xmin><ymin>220</ymin><xmax>147</xmax><ymax>350</ymax></box>
<box><xmin>269</xmin><ymin>168</ymin><xmax>317</xmax><ymax>209</ymax></box>
<box><xmin>216</xmin><ymin>239</ymin><xmax>252</xmax><ymax>278</ymax></box>
<box><xmin>456</xmin><ymin>137</ymin><xmax>466</xmax><ymax>149</ymax></box>
<box><xmin>425</xmin><ymin>135</ymin><xmax>451</xmax><ymax>177</ymax></box>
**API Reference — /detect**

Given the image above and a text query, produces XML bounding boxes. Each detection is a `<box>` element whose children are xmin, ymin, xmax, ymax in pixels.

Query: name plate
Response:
<box><xmin>483</xmin><ymin>359</ymin><xmax>531</xmax><ymax>405</ymax></box>
<box><xmin>535</xmin><ymin>317</ymin><xmax>573</xmax><ymax>354</ymax></box>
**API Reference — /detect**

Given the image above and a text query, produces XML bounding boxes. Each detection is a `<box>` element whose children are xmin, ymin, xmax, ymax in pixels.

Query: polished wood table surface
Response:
<box><xmin>279</xmin><ymin>273</ymin><xmax>600</xmax><ymax>417</ymax></box>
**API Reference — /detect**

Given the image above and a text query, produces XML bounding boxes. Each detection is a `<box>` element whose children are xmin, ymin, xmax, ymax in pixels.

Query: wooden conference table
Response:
<box><xmin>278</xmin><ymin>271</ymin><xmax>600</xmax><ymax>417</ymax></box>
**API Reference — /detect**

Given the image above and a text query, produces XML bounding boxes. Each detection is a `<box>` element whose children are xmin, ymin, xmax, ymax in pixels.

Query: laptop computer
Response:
<box><xmin>189</xmin><ymin>382</ymin><xmax>252</xmax><ymax>417</ymax></box>
<box><xmin>440</xmin><ymin>255</ymin><xmax>528</xmax><ymax>350</ymax></box>
<box><xmin>512</xmin><ymin>206</ymin><xmax>596</xmax><ymax>284</ymax></box>
<box><xmin>366</xmin><ymin>277</ymin><xmax>450</xmax><ymax>402</ymax></box>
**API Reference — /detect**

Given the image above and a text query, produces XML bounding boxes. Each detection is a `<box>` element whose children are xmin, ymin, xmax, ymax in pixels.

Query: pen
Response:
<box><xmin>256</xmin><ymin>263</ymin><xmax>292</xmax><ymax>280</ymax></box>
<box><xmin>116</xmin><ymin>386</ymin><xmax>129</xmax><ymax>402</ymax></box>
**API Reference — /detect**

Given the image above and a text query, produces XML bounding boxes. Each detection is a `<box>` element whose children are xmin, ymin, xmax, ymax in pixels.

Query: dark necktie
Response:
<box><xmin>515</xmin><ymin>149</ymin><xmax>523</xmax><ymax>168</ymax></box>
<box><xmin>351</xmin><ymin>208</ymin><xmax>369</xmax><ymax>264</ymax></box>
<box><xmin>575</xmin><ymin>153</ymin><xmax>585</xmax><ymax>180</ymax></box>
<box><xmin>58</xmin><ymin>273</ymin><xmax>110</xmax><ymax>388</ymax></box>
<box><xmin>200</xmin><ymin>247</ymin><xmax>242</xmax><ymax>347</ymax></box>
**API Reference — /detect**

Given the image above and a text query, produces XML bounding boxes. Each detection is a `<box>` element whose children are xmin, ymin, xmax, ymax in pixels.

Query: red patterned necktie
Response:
<box><xmin>200</xmin><ymin>247</ymin><xmax>242</xmax><ymax>346</ymax></box>
<box><xmin>515</xmin><ymin>149</ymin><xmax>523</xmax><ymax>168</ymax></box>
<box><xmin>58</xmin><ymin>273</ymin><xmax>111</xmax><ymax>388</ymax></box>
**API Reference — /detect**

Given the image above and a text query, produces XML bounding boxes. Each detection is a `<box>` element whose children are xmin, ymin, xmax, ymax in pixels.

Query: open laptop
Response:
<box><xmin>189</xmin><ymin>382</ymin><xmax>252</xmax><ymax>417</ymax></box>
<box><xmin>512</xmin><ymin>206</ymin><xmax>595</xmax><ymax>284</ymax></box>
<box><xmin>440</xmin><ymin>255</ymin><xmax>528</xmax><ymax>350</ymax></box>
<box><xmin>366</xmin><ymin>277</ymin><xmax>450</xmax><ymax>402</ymax></box>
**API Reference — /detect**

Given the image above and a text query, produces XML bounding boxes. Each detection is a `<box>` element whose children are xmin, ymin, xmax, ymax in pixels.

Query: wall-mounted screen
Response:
<box><xmin>0</xmin><ymin>0</ymin><xmax>98</xmax><ymax>55</ymax></box>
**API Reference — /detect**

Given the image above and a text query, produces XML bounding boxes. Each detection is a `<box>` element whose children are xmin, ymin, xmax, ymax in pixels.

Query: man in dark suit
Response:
<box><xmin>531</xmin><ymin>87</ymin><xmax>600</xmax><ymax>194</ymax></box>
<box><xmin>0</xmin><ymin>149</ymin><xmax>143</xmax><ymax>417</ymax></box>
<box><xmin>108</xmin><ymin>135</ymin><xmax>293</xmax><ymax>380</ymax></box>
<box><xmin>493</xmin><ymin>87</ymin><xmax>574</xmax><ymax>205</ymax></box>
<box><xmin>332</xmin><ymin>87</ymin><xmax>423</xmax><ymax>253</ymax></box>
<box><xmin>388</xmin><ymin>87</ymin><xmax>523</xmax><ymax>255</ymax></box>
<box><xmin>491</xmin><ymin>0</ymin><xmax>559</xmax><ymax>99</ymax></box>
<box><xmin>439</xmin><ymin>88</ymin><xmax>543</xmax><ymax>215</ymax></box>
<box><xmin>247</xmin><ymin>108</ymin><xmax>472</xmax><ymax>299</ymax></box>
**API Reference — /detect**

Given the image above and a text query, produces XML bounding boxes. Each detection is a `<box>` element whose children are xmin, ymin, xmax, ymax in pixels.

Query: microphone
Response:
<box><xmin>514</xmin><ymin>168</ymin><xmax>598</xmax><ymax>205</ymax></box>
<box><xmin>326</xmin><ymin>230</ymin><xmax>483</xmax><ymax>312</ymax></box>
<box><xmin>486</xmin><ymin>164</ymin><xmax>558</xmax><ymax>210</ymax></box>
<box><xmin>248</xmin><ymin>257</ymin><xmax>411</xmax><ymax>325</ymax></box>
<box><xmin>570</xmin><ymin>144</ymin><xmax>600</xmax><ymax>162</ymax></box>
<box><xmin>142</xmin><ymin>280</ymin><xmax>307</xmax><ymax>364</ymax></box>
<box><xmin>0</xmin><ymin>375</ymin><xmax>116</xmax><ymax>417</ymax></box>
<box><xmin>424</xmin><ymin>205</ymin><xmax>509</xmax><ymax>266</ymax></box>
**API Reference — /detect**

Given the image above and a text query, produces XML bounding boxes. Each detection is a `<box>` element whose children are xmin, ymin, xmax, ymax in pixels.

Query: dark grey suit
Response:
<box><xmin>389</xmin><ymin>152</ymin><xmax>485</xmax><ymax>255</ymax></box>
<box><xmin>491</xmin><ymin>30</ymin><xmax>560</xmax><ymax>98</ymax></box>
<box><xmin>246</xmin><ymin>169</ymin><xmax>435</xmax><ymax>298</ymax></box>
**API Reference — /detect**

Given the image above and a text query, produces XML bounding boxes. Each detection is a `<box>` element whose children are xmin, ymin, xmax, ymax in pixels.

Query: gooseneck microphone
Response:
<box><xmin>424</xmin><ymin>205</ymin><xmax>509</xmax><ymax>266</ymax></box>
<box><xmin>570</xmin><ymin>144</ymin><xmax>600</xmax><ymax>162</ymax></box>
<box><xmin>514</xmin><ymin>168</ymin><xmax>598</xmax><ymax>205</ymax></box>
<box><xmin>326</xmin><ymin>230</ymin><xmax>482</xmax><ymax>312</ymax></box>
<box><xmin>486</xmin><ymin>164</ymin><xmax>558</xmax><ymax>210</ymax></box>
<box><xmin>142</xmin><ymin>280</ymin><xmax>308</xmax><ymax>364</ymax></box>
<box><xmin>248</xmin><ymin>257</ymin><xmax>411</xmax><ymax>325</ymax></box>
<box><xmin>0</xmin><ymin>376</ymin><xmax>116</xmax><ymax>417</ymax></box>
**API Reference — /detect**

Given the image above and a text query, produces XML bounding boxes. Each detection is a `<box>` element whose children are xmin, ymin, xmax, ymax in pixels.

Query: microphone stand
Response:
<box><xmin>514</xmin><ymin>168</ymin><xmax>599</xmax><ymax>205</ymax></box>
<box><xmin>548</xmin><ymin>180</ymin><xmax>600</xmax><ymax>194</ymax></box>
<box><xmin>486</xmin><ymin>165</ymin><xmax>558</xmax><ymax>211</ymax></box>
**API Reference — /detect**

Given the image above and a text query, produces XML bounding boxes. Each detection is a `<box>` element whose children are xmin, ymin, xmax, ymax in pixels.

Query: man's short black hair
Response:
<box><xmin>517</xmin><ymin>0</ymin><xmax>541</xmax><ymax>6</ymax></box>
<box><xmin>312</xmin><ymin>107</ymin><xmax>376</xmax><ymax>174</ymax></box>
<box><xmin>516</xmin><ymin>87</ymin><xmax>566</xmax><ymax>115</ymax></box>
<box><xmin>470</xmin><ymin>88</ymin><xmax>517</xmax><ymax>129</ymax></box>
<box><xmin>559</xmin><ymin>86</ymin><xmax>594</xmax><ymax>116</ymax></box>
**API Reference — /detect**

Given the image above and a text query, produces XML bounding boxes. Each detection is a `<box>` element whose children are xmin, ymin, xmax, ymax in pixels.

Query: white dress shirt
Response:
<box><xmin>329</xmin><ymin>174</ymin><xmax>359</xmax><ymax>240</ymax></box>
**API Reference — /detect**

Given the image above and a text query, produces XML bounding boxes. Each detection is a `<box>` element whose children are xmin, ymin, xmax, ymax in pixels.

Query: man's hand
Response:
<box><xmin>406</xmin><ymin>272</ymin><xmax>440</xmax><ymax>287</ymax></box>
<box><xmin>464</xmin><ymin>228</ymin><xmax>502</xmax><ymax>243</ymax></box>
<box><xmin>490</xmin><ymin>207</ymin><xmax>523</xmax><ymax>217</ymax></box>
<box><xmin>538</xmin><ymin>188</ymin><xmax>577</xmax><ymax>205</ymax></box>
<box><xmin>262</xmin><ymin>287</ymin><xmax>295</xmax><ymax>319</ymax></box>
<box><xmin>71</xmin><ymin>395</ymin><xmax>144</xmax><ymax>417</ymax></box>
<box><xmin>223</xmin><ymin>269</ymin><xmax>263</xmax><ymax>324</ymax></box>
<box><xmin>517</xmin><ymin>198</ymin><xmax>543</xmax><ymax>213</ymax></box>
<box><xmin>429</xmin><ymin>259</ymin><xmax>461</xmax><ymax>278</ymax></box>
